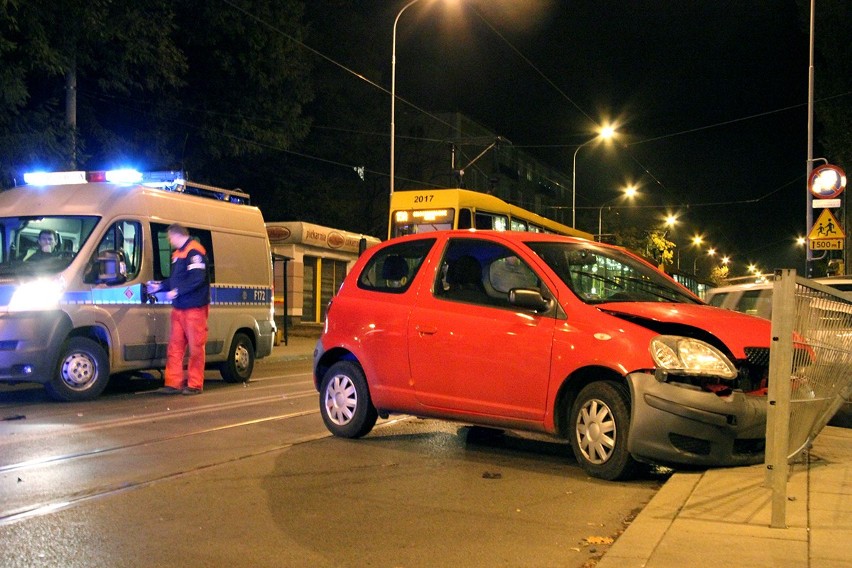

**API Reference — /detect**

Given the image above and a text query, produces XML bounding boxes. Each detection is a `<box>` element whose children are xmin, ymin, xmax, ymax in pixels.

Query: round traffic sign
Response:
<box><xmin>809</xmin><ymin>164</ymin><xmax>846</xmax><ymax>199</ymax></box>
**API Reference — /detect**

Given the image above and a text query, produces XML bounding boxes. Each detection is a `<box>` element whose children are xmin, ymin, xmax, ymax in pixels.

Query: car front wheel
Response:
<box><xmin>569</xmin><ymin>381</ymin><xmax>638</xmax><ymax>481</ymax></box>
<box><xmin>320</xmin><ymin>361</ymin><xmax>378</xmax><ymax>438</ymax></box>
<box><xmin>46</xmin><ymin>337</ymin><xmax>110</xmax><ymax>402</ymax></box>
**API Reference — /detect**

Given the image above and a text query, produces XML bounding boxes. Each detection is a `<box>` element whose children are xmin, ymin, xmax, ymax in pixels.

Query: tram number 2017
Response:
<box><xmin>413</xmin><ymin>195</ymin><xmax>434</xmax><ymax>203</ymax></box>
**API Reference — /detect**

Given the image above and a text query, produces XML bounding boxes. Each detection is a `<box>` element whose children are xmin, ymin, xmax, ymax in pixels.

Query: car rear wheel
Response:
<box><xmin>569</xmin><ymin>381</ymin><xmax>638</xmax><ymax>480</ymax></box>
<box><xmin>220</xmin><ymin>332</ymin><xmax>254</xmax><ymax>383</ymax></box>
<box><xmin>320</xmin><ymin>361</ymin><xmax>378</xmax><ymax>438</ymax></box>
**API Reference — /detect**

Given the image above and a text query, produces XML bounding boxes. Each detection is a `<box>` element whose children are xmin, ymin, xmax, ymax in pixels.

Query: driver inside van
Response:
<box><xmin>24</xmin><ymin>229</ymin><xmax>59</xmax><ymax>261</ymax></box>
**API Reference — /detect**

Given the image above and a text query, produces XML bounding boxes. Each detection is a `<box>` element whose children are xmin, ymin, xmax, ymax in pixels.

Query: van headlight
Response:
<box><xmin>649</xmin><ymin>335</ymin><xmax>737</xmax><ymax>380</ymax></box>
<box><xmin>9</xmin><ymin>277</ymin><xmax>65</xmax><ymax>312</ymax></box>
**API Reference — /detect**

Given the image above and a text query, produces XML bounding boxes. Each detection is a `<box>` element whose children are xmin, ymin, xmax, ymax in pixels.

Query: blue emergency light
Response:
<box><xmin>21</xmin><ymin>168</ymin><xmax>249</xmax><ymax>204</ymax></box>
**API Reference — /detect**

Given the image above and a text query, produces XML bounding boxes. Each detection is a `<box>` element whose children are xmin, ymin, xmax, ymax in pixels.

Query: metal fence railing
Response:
<box><xmin>765</xmin><ymin>269</ymin><xmax>852</xmax><ymax>528</ymax></box>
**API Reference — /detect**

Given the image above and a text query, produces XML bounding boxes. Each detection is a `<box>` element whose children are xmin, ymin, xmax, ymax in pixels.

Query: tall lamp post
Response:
<box><xmin>663</xmin><ymin>214</ymin><xmax>679</xmax><ymax>269</ymax></box>
<box><xmin>390</xmin><ymin>0</ymin><xmax>425</xmax><ymax>199</ymax></box>
<box><xmin>597</xmin><ymin>185</ymin><xmax>637</xmax><ymax>241</ymax></box>
<box><xmin>694</xmin><ymin>246</ymin><xmax>716</xmax><ymax>276</ymax></box>
<box><xmin>690</xmin><ymin>236</ymin><xmax>704</xmax><ymax>274</ymax></box>
<box><xmin>572</xmin><ymin>125</ymin><xmax>615</xmax><ymax>228</ymax></box>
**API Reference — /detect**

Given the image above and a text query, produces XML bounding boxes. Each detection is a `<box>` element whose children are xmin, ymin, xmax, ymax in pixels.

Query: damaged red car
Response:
<box><xmin>313</xmin><ymin>231</ymin><xmax>772</xmax><ymax>480</ymax></box>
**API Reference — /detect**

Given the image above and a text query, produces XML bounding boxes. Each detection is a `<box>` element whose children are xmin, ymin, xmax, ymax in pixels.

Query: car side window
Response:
<box><xmin>736</xmin><ymin>289</ymin><xmax>772</xmax><ymax>318</ymax></box>
<box><xmin>435</xmin><ymin>238</ymin><xmax>542</xmax><ymax>309</ymax></box>
<box><xmin>707</xmin><ymin>292</ymin><xmax>728</xmax><ymax>307</ymax></box>
<box><xmin>358</xmin><ymin>239</ymin><xmax>435</xmax><ymax>294</ymax></box>
<box><xmin>151</xmin><ymin>223</ymin><xmax>215</xmax><ymax>283</ymax></box>
<box><xmin>83</xmin><ymin>220</ymin><xmax>142</xmax><ymax>284</ymax></box>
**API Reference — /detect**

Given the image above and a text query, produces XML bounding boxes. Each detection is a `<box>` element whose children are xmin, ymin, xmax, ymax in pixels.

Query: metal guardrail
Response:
<box><xmin>765</xmin><ymin>269</ymin><xmax>852</xmax><ymax>528</ymax></box>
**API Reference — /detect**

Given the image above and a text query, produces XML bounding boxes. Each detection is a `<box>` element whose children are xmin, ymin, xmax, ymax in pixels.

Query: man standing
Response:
<box><xmin>149</xmin><ymin>224</ymin><xmax>210</xmax><ymax>395</ymax></box>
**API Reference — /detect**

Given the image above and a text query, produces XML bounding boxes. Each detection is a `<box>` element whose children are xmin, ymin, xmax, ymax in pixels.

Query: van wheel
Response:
<box><xmin>220</xmin><ymin>332</ymin><xmax>254</xmax><ymax>383</ymax></box>
<box><xmin>46</xmin><ymin>337</ymin><xmax>110</xmax><ymax>402</ymax></box>
<box><xmin>569</xmin><ymin>381</ymin><xmax>638</xmax><ymax>481</ymax></box>
<box><xmin>320</xmin><ymin>361</ymin><xmax>377</xmax><ymax>438</ymax></box>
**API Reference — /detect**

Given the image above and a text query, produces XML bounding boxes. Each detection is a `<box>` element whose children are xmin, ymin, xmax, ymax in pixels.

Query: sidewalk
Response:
<box><xmin>598</xmin><ymin>425</ymin><xmax>852</xmax><ymax>568</ymax></box>
<box><xmin>267</xmin><ymin>328</ymin><xmax>321</xmax><ymax>362</ymax></box>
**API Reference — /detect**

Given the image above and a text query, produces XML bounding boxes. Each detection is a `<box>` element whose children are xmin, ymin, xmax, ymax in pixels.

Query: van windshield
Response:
<box><xmin>527</xmin><ymin>241</ymin><xmax>700</xmax><ymax>304</ymax></box>
<box><xmin>0</xmin><ymin>216</ymin><xmax>100</xmax><ymax>278</ymax></box>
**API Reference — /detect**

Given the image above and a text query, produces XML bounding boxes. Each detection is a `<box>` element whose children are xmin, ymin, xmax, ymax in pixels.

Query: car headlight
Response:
<box><xmin>8</xmin><ymin>277</ymin><xmax>65</xmax><ymax>312</ymax></box>
<box><xmin>649</xmin><ymin>335</ymin><xmax>737</xmax><ymax>379</ymax></box>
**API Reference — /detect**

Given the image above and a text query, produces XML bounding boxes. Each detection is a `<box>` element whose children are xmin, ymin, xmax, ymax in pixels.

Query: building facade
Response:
<box><xmin>395</xmin><ymin>110</ymin><xmax>574</xmax><ymax>226</ymax></box>
<box><xmin>266</xmin><ymin>221</ymin><xmax>381</xmax><ymax>328</ymax></box>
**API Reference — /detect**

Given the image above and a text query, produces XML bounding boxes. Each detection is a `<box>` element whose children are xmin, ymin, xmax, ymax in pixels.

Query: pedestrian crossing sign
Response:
<box><xmin>808</xmin><ymin>209</ymin><xmax>845</xmax><ymax>240</ymax></box>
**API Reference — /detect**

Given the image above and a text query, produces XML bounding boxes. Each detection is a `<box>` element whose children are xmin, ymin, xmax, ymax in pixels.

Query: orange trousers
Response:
<box><xmin>165</xmin><ymin>305</ymin><xmax>209</xmax><ymax>390</ymax></box>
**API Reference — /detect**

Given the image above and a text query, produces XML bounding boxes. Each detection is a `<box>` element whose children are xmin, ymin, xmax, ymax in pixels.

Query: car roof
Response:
<box><xmin>707</xmin><ymin>275</ymin><xmax>852</xmax><ymax>295</ymax></box>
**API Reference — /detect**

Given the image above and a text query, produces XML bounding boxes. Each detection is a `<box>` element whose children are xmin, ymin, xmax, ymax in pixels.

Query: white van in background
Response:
<box><xmin>0</xmin><ymin>170</ymin><xmax>275</xmax><ymax>401</ymax></box>
<box><xmin>705</xmin><ymin>275</ymin><xmax>852</xmax><ymax>319</ymax></box>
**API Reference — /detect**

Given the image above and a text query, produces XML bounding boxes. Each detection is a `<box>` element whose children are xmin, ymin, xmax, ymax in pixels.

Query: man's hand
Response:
<box><xmin>166</xmin><ymin>289</ymin><xmax>178</xmax><ymax>300</ymax></box>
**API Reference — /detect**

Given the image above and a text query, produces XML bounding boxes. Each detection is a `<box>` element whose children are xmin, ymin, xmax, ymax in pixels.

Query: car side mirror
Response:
<box><xmin>508</xmin><ymin>288</ymin><xmax>550</xmax><ymax>312</ymax></box>
<box><xmin>96</xmin><ymin>250</ymin><xmax>128</xmax><ymax>285</ymax></box>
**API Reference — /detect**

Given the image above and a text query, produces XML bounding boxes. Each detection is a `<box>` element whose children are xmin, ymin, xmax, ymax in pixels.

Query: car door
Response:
<box><xmin>408</xmin><ymin>237</ymin><xmax>555</xmax><ymax>421</ymax></box>
<box><xmin>86</xmin><ymin>220</ymin><xmax>164</xmax><ymax>366</ymax></box>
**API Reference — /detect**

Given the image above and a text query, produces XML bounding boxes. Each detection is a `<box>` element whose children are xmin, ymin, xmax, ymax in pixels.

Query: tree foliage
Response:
<box><xmin>0</xmin><ymin>0</ymin><xmax>313</xmax><ymax>192</ymax></box>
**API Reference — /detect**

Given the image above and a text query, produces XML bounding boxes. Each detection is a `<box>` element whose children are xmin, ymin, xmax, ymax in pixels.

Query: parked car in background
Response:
<box><xmin>314</xmin><ymin>231</ymin><xmax>775</xmax><ymax>480</ymax></box>
<box><xmin>705</xmin><ymin>275</ymin><xmax>852</xmax><ymax>319</ymax></box>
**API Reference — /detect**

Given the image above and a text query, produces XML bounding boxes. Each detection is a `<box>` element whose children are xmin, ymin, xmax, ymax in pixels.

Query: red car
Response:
<box><xmin>313</xmin><ymin>231</ymin><xmax>772</xmax><ymax>480</ymax></box>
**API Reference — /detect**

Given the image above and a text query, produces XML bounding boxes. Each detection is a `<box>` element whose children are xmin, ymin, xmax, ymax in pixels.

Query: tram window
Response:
<box><xmin>475</xmin><ymin>212</ymin><xmax>508</xmax><ymax>231</ymax></box>
<box><xmin>458</xmin><ymin>208</ymin><xmax>472</xmax><ymax>230</ymax></box>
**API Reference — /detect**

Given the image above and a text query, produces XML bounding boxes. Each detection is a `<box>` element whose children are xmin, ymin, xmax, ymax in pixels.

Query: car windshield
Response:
<box><xmin>0</xmin><ymin>216</ymin><xmax>100</xmax><ymax>278</ymax></box>
<box><xmin>526</xmin><ymin>241</ymin><xmax>700</xmax><ymax>304</ymax></box>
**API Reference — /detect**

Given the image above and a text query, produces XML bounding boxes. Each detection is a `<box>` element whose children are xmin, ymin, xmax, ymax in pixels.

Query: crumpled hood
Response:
<box><xmin>599</xmin><ymin>302</ymin><xmax>771</xmax><ymax>359</ymax></box>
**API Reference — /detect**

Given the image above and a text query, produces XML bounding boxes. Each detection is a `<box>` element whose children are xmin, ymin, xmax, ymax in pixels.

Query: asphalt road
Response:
<box><xmin>0</xmin><ymin>358</ymin><xmax>668</xmax><ymax>568</ymax></box>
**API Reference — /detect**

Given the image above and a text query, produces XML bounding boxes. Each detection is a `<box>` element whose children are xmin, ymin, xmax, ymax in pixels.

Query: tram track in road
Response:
<box><xmin>0</xmin><ymin>400</ymin><xmax>319</xmax><ymax>475</ymax></box>
<box><xmin>0</xmin><ymin>414</ymin><xmax>411</xmax><ymax>527</ymax></box>
<box><xmin>0</xmin><ymin>369</ymin><xmax>326</xmax><ymax>524</ymax></box>
<box><xmin>0</xmin><ymin>386</ymin><xmax>318</xmax><ymax>448</ymax></box>
<box><xmin>0</xmin><ymin>417</ymin><xmax>328</xmax><ymax>527</ymax></box>
<box><xmin>0</xmin><ymin>371</ymin><xmax>317</xmax><ymax>444</ymax></box>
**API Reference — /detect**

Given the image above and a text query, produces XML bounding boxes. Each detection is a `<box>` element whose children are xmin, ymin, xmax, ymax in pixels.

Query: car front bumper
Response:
<box><xmin>627</xmin><ymin>371</ymin><xmax>766</xmax><ymax>468</ymax></box>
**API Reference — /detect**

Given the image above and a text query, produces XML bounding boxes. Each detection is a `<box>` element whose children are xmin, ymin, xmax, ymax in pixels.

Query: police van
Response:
<box><xmin>0</xmin><ymin>169</ymin><xmax>276</xmax><ymax>401</ymax></box>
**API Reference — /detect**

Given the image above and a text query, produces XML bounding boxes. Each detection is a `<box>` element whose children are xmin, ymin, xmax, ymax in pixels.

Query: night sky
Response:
<box><xmin>370</xmin><ymin>0</ymin><xmax>813</xmax><ymax>275</ymax></box>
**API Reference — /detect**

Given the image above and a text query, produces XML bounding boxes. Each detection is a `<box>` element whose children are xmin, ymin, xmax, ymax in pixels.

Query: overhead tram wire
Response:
<box><xmin>212</xmin><ymin>1</ymin><xmax>838</xmax><ymax>210</ymax></box>
<box><xmin>219</xmin><ymin>0</ymin><xmax>465</xmax><ymax>144</ymax></box>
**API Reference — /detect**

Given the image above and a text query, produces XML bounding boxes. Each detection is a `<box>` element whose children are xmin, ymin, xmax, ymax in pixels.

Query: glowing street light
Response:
<box><xmin>691</xmin><ymin>241</ymin><xmax>716</xmax><ymax>275</ymax></box>
<box><xmin>572</xmin><ymin>125</ymin><xmax>616</xmax><ymax>228</ymax></box>
<box><xmin>597</xmin><ymin>184</ymin><xmax>638</xmax><ymax>241</ymax></box>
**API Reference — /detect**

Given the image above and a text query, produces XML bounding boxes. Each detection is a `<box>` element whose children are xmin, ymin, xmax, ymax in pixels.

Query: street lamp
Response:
<box><xmin>597</xmin><ymin>185</ymin><xmax>637</xmax><ymax>241</ymax></box>
<box><xmin>572</xmin><ymin>125</ymin><xmax>615</xmax><ymax>228</ymax></box>
<box><xmin>690</xmin><ymin>236</ymin><xmax>704</xmax><ymax>274</ymax></box>
<box><xmin>390</xmin><ymin>0</ymin><xmax>425</xmax><ymax>199</ymax></box>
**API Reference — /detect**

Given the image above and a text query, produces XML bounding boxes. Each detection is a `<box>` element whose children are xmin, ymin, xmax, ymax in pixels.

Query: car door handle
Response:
<box><xmin>416</xmin><ymin>325</ymin><xmax>437</xmax><ymax>336</ymax></box>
